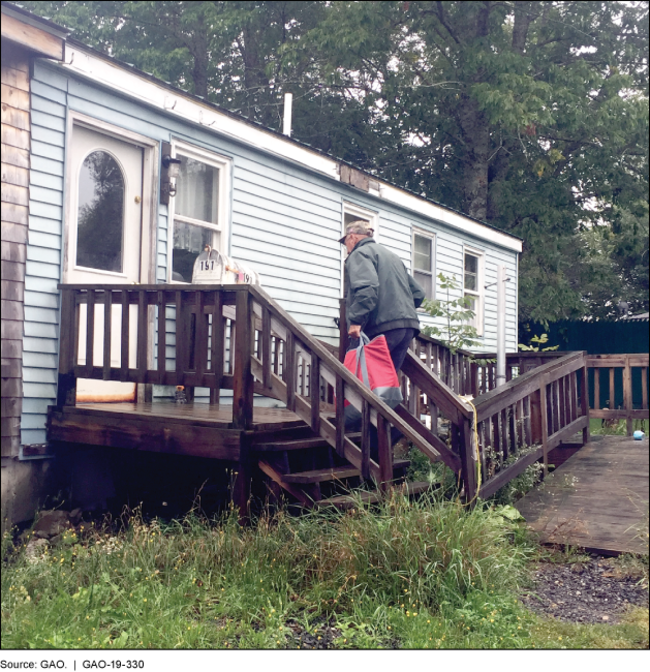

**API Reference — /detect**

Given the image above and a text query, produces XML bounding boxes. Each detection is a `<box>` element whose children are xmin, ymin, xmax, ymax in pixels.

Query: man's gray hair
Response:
<box><xmin>338</xmin><ymin>220</ymin><xmax>374</xmax><ymax>243</ymax></box>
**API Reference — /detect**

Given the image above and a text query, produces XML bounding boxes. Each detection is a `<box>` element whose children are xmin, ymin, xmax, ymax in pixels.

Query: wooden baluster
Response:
<box><xmin>185</xmin><ymin>297</ymin><xmax>196</xmax><ymax>403</ymax></box>
<box><xmin>529</xmin><ymin>388</ymin><xmax>542</xmax><ymax>447</ymax></box>
<box><xmin>609</xmin><ymin>367</ymin><xmax>615</xmax><ymax>413</ymax></box>
<box><xmin>301</xmin><ymin>355</ymin><xmax>308</xmax><ymax>397</ymax></box>
<box><xmin>360</xmin><ymin>399</ymin><xmax>370</xmax><ymax>481</ymax></box>
<box><xmin>430</xmin><ymin>400</ymin><xmax>439</xmax><ymax>438</ymax></box>
<box><xmin>194</xmin><ymin>290</ymin><xmax>209</xmax><ymax>388</ymax></box>
<box><xmin>492</xmin><ymin>413</ymin><xmax>501</xmax><ymax>471</ymax></box>
<box><xmin>310</xmin><ymin>352</ymin><xmax>320</xmax><ymax>434</ymax></box>
<box><xmin>102</xmin><ymin>289</ymin><xmax>112</xmax><ymax>380</ymax></box>
<box><xmin>499</xmin><ymin>408</ymin><xmax>508</xmax><ymax>462</ymax></box>
<box><xmin>56</xmin><ymin>288</ymin><xmax>77</xmax><ymax>406</ymax></box>
<box><xmin>157</xmin><ymin>290</ymin><xmax>166</xmax><ymax>386</ymax></box>
<box><xmin>540</xmin><ymin>378</ymin><xmax>549</xmax><ymax>474</ymax></box>
<box><xmin>272</xmin><ymin>336</ymin><xmax>280</xmax><ymax>376</ymax></box>
<box><xmin>478</xmin><ymin>420</ymin><xmax>488</xmax><ymax>483</ymax></box>
<box><xmin>285</xmin><ymin>331</ymin><xmax>295</xmax><ymax>412</ymax></box>
<box><xmin>232</xmin><ymin>289</ymin><xmax>253</xmax><ymax>430</ymax></box>
<box><xmin>508</xmin><ymin>405</ymin><xmax>516</xmax><ymax>460</ymax></box>
<box><xmin>120</xmin><ymin>289</ymin><xmax>130</xmax><ymax>379</ymax></box>
<box><xmin>593</xmin><ymin>366</ymin><xmax>600</xmax><ymax>413</ymax></box>
<box><xmin>470</xmin><ymin>360</ymin><xmax>479</xmax><ymax>397</ymax></box>
<box><xmin>338</xmin><ymin>298</ymin><xmax>348</xmax><ymax>362</ymax></box>
<box><xmin>516</xmin><ymin>398</ymin><xmax>525</xmax><ymax>452</ymax></box>
<box><xmin>642</xmin><ymin>367</ymin><xmax>648</xmax><ymax>412</ymax></box>
<box><xmin>85</xmin><ymin>289</ymin><xmax>95</xmax><ymax>378</ymax></box>
<box><xmin>262</xmin><ymin>305</ymin><xmax>272</xmax><ymax>391</ymax></box>
<box><xmin>137</xmin><ymin>289</ymin><xmax>148</xmax><ymax>384</ymax></box>
<box><xmin>623</xmin><ymin>356</ymin><xmax>633</xmax><ymax>435</ymax></box>
<box><xmin>552</xmin><ymin>380</ymin><xmax>560</xmax><ymax>435</ymax></box>
<box><xmin>210</xmin><ymin>291</ymin><xmax>224</xmax><ymax>404</ymax></box>
<box><xmin>408</xmin><ymin>376</ymin><xmax>417</xmax><ymax>415</ymax></box>
<box><xmin>175</xmin><ymin>291</ymin><xmax>185</xmax><ymax>386</ymax></box>
<box><xmin>524</xmin><ymin>395</ymin><xmax>532</xmax><ymax>447</ymax></box>
<box><xmin>377</xmin><ymin>414</ymin><xmax>393</xmax><ymax>492</ymax></box>
<box><xmin>569</xmin><ymin>373</ymin><xmax>575</xmax><ymax>423</ymax></box>
<box><xmin>335</xmin><ymin>377</ymin><xmax>345</xmax><ymax>458</ymax></box>
<box><xmin>580</xmin><ymin>363</ymin><xmax>590</xmax><ymax>445</ymax></box>
<box><xmin>561</xmin><ymin>376</ymin><xmax>568</xmax><ymax>427</ymax></box>
<box><xmin>460</xmin><ymin>417</ymin><xmax>477</xmax><ymax>504</ymax></box>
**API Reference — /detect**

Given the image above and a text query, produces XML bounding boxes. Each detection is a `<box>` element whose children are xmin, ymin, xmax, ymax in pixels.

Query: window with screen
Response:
<box><xmin>464</xmin><ymin>250</ymin><xmax>483</xmax><ymax>335</ymax></box>
<box><xmin>170</xmin><ymin>145</ymin><xmax>229</xmax><ymax>282</ymax></box>
<box><xmin>412</xmin><ymin>231</ymin><xmax>434</xmax><ymax>299</ymax></box>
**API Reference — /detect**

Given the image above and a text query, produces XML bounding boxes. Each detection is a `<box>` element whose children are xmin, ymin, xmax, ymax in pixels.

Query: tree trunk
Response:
<box><xmin>458</xmin><ymin>98</ymin><xmax>489</xmax><ymax>221</ymax></box>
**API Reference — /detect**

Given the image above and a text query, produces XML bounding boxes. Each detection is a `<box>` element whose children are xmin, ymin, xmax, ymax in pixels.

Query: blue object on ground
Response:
<box><xmin>633</xmin><ymin>430</ymin><xmax>645</xmax><ymax>440</ymax></box>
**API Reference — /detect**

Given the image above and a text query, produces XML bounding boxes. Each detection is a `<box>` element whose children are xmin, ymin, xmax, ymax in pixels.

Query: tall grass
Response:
<box><xmin>2</xmin><ymin>491</ymin><xmax>647</xmax><ymax>649</ymax></box>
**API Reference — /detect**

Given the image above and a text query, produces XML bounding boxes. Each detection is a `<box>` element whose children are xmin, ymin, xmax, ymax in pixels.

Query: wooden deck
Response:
<box><xmin>515</xmin><ymin>436</ymin><xmax>649</xmax><ymax>555</ymax></box>
<box><xmin>48</xmin><ymin>402</ymin><xmax>305</xmax><ymax>461</ymax></box>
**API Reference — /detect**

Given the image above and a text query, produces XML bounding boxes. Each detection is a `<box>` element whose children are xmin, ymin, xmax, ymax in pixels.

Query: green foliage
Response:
<box><xmin>20</xmin><ymin>1</ymin><xmax>650</xmax><ymax>322</ymax></box>
<box><xmin>590</xmin><ymin>418</ymin><xmax>646</xmax><ymax>436</ymax></box>
<box><xmin>518</xmin><ymin>333</ymin><xmax>560</xmax><ymax>352</ymax></box>
<box><xmin>421</xmin><ymin>273</ymin><xmax>481</xmax><ymax>353</ymax></box>
<box><xmin>2</xmin><ymin>500</ymin><xmax>647</xmax><ymax>650</ymax></box>
<box><xmin>488</xmin><ymin>463</ymin><xmax>546</xmax><ymax>506</ymax></box>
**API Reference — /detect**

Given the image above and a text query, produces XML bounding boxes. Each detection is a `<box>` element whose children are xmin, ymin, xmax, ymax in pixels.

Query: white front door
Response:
<box><xmin>65</xmin><ymin>124</ymin><xmax>146</xmax><ymax>402</ymax></box>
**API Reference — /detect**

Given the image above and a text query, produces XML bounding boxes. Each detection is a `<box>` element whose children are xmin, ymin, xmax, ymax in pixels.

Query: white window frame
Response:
<box><xmin>340</xmin><ymin>202</ymin><xmax>379</xmax><ymax>297</ymax></box>
<box><xmin>167</xmin><ymin>140</ymin><xmax>231</xmax><ymax>283</ymax></box>
<box><xmin>463</xmin><ymin>246</ymin><xmax>484</xmax><ymax>337</ymax></box>
<box><xmin>412</xmin><ymin>228</ymin><xmax>436</xmax><ymax>301</ymax></box>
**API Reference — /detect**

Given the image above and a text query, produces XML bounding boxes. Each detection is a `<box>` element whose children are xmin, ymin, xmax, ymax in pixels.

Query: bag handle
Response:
<box><xmin>354</xmin><ymin>332</ymin><xmax>371</xmax><ymax>387</ymax></box>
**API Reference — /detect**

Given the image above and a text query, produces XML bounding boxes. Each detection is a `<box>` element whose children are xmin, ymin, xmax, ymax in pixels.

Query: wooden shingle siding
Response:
<box><xmin>1</xmin><ymin>45</ymin><xmax>29</xmax><ymax>457</ymax></box>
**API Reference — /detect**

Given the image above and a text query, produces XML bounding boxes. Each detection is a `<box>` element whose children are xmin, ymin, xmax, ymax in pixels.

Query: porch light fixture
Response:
<box><xmin>160</xmin><ymin>141</ymin><xmax>181</xmax><ymax>205</ymax></box>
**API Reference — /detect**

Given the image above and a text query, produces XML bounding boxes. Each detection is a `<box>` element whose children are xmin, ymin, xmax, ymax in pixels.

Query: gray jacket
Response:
<box><xmin>344</xmin><ymin>237</ymin><xmax>425</xmax><ymax>339</ymax></box>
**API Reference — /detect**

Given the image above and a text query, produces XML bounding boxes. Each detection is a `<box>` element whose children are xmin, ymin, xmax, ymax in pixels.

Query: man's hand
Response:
<box><xmin>348</xmin><ymin>324</ymin><xmax>362</xmax><ymax>339</ymax></box>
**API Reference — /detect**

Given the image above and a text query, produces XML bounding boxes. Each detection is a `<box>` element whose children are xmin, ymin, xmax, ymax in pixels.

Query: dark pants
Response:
<box><xmin>346</xmin><ymin>328</ymin><xmax>418</xmax><ymax>460</ymax></box>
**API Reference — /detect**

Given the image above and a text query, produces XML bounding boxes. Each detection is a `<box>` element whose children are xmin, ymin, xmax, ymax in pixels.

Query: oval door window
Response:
<box><xmin>76</xmin><ymin>151</ymin><xmax>125</xmax><ymax>272</ymax></box>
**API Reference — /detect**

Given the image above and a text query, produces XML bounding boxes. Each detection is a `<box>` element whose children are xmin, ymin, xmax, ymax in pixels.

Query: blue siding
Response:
<box><xmin>22</xmin><ymin>57</ymin><xmax>520</xmax><ymax>442</ymax></box>
<box><xmin>22</xmin><ymin>76</ymin><xmax>66</xmax><ymax>445</ymax></box>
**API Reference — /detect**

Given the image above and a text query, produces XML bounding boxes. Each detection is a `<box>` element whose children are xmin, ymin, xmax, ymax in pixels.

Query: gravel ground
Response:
<box><xmin>520</xmin><ymin>557</ymin><xmax>649</xmax><ymax>624</ymax></box>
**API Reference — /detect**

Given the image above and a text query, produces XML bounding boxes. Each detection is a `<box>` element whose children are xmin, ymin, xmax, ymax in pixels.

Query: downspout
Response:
<box><xmin>496</xmin><ymin>264</ymin><xmax>506</xmax><ymax>386</ymax></box>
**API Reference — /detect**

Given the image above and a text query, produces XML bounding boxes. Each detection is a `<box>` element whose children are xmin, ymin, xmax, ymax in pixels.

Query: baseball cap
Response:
<box><xmin>338</xmin><ymin>220</ymin><xmax>375</xmax><ymax>244</ymax></box>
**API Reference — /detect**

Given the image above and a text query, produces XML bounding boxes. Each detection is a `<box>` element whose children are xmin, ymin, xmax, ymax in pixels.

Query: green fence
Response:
<box><xmin>520</xmin><ymin>319</ymin><xmax>649</xmax><ymax>411</ymax></box>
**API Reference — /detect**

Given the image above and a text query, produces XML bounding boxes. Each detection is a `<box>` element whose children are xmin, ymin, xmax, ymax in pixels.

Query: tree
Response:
<box><xmin>23</xmin><ymin>1</ymin><xmax>649</xmax><ymax>322</ymax></box>
<box><xmin>291</xmin><ymin>1</ymin><xmax>649</xmax><ymax>321</ymax></box>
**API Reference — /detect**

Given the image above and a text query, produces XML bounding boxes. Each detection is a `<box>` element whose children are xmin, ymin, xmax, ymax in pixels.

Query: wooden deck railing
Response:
<box><xmin>586</xmin><ymin>354</ymin><xmax>649</xmax><ymax>435</ymax></box>
<box><xmin>246</xmin><ymin>285</ymin><xmax>467</xmax><ymax>487</ymax></box>
<box><xmin>56</xmin><ymin>284</ymin><xmax>468</xmax><ymax>491</ymax></box>
<box><xmin>57</xmin><ymin>284</ymin><xmax>613</xmax><ymax>503</ymax></box>
<box><xmin>473</xmin><ymin>351</ymin><xmax>589</xmax><ymax>499</ymax></box>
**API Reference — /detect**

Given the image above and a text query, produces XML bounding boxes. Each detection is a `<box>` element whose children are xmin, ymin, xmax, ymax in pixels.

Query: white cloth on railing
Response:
<box><xmin>191</xmin><ymin>246</ymin><xmax>261</xmax><ymax>285</ymax></box>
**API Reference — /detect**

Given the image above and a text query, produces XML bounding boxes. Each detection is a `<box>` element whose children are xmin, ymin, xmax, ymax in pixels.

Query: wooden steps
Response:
<box><xmin>315</xmin><ymin>481</ymin><xmax>433</xmax><ymax>509</ymax></box>
<box><xmin>253</xmin><ymin>421</ymin><xmax>416</xmax><ymax>507</ymax></box>
<box><xmin>283</xmin><ymin>459</ymin><xmax>410</xmax><ymax>484</ymax></box>
<box><xmin>254</xmin><ymin>433</ymin><xmax>361</xmax><ymax>453</ymax></box>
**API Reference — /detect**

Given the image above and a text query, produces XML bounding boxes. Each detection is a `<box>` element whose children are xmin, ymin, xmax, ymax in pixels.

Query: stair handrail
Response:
<box><xmin>248</xmin><ymin>284</ymin><xmax>470</xmax><ymax>481</ymax></box>
<box><xmin>471</xmin><ymin>350</ymin><xmax>589</xmax><ymax>500</ymax></box>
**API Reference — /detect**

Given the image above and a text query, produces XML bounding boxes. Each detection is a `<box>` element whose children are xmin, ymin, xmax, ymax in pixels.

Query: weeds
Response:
<box><xmin>590</xmin><ymin>418</ymin><xmax>646</xmax><ymax>436</ymax></box>
<box><xmin>2</xmin><ymin>494</ymin><xmax>647</xmax><ymax>650</ymax></box>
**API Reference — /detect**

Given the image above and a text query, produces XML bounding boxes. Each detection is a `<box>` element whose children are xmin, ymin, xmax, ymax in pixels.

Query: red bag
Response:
<box><xmin>342</xmin><ymin>333</ymin><xmax>403</xmax><ymax>422</ymax></box>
